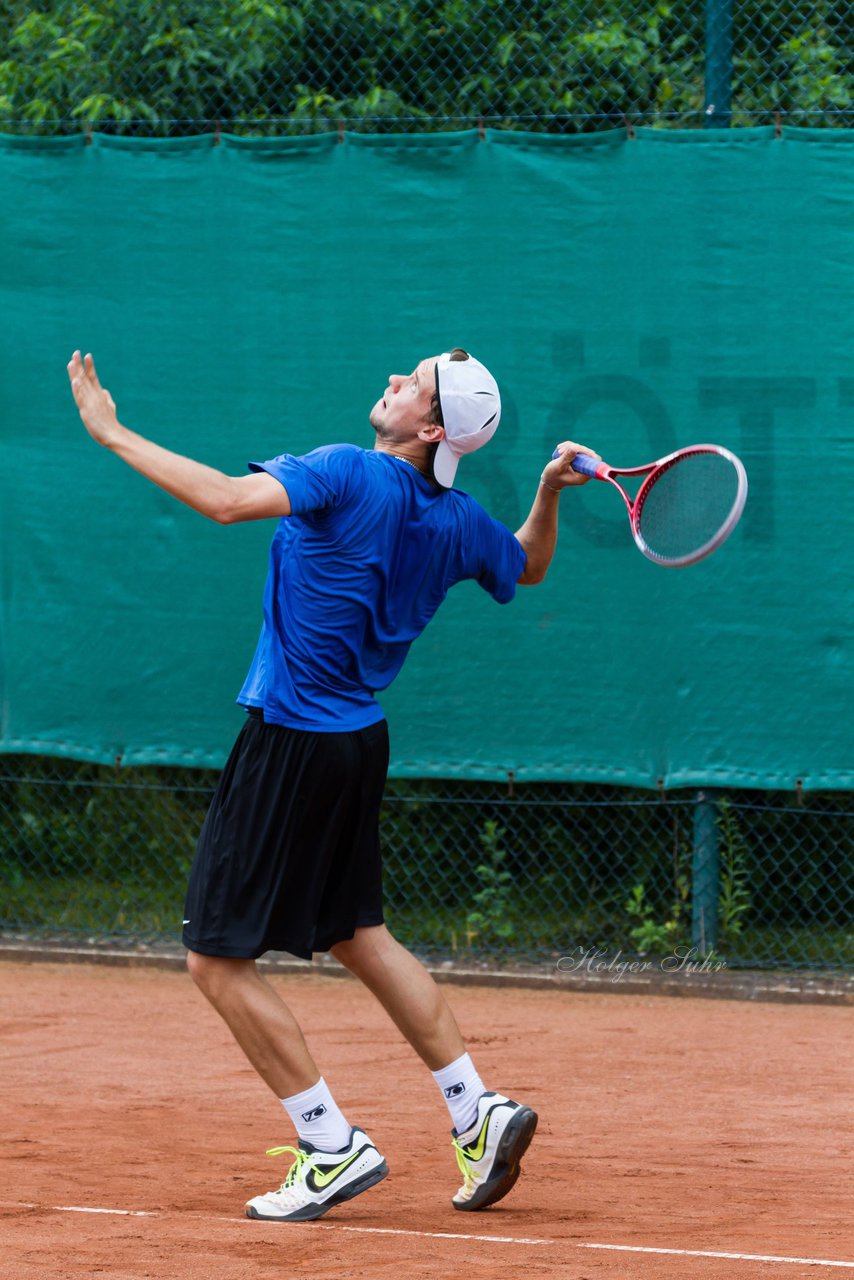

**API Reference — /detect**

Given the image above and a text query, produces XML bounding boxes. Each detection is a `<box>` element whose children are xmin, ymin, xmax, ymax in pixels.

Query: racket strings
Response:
<box><xmin>636</xmin><ymin>453</ymin><xmax>742</xmax><ymax>563</ymax></box>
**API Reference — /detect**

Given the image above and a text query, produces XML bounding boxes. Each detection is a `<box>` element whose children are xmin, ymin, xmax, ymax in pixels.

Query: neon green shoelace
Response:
<box><xmin>265</xmin><ymin>1145</ymin><xmax>315</xmax><ymax>1191</ymax></box>
<box><xmin>451</xmin><ymin>1137</ymin><xmax>478</xmax><ymax>1194</ymax></box>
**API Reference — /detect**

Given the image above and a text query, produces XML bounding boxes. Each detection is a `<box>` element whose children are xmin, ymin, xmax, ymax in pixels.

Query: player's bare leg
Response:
<box><xmin>186</xmin><ymin>951</ymin><xmax>319</xmax><ymax>1096</ymax></box>
<box><xmin>331</xmin><ymin>925</ymin><xmax>463</xmax><ymax>1068</ymax></box>
<box><xmin>331</xmin><ymin>925</ymin><xmax>537</xmax><ymax>1210</ymax></box>
<box><xmin>186</xmin><ymin>950</ymin><xmax>388</xmax><ymax>1221</ymax></box>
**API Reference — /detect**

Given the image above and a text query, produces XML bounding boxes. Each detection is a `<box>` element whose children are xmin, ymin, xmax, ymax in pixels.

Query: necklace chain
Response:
<box><xmin>389</xmin><ymin>454</ymin><xmax>429</xmax><ymax>478</ymax></box>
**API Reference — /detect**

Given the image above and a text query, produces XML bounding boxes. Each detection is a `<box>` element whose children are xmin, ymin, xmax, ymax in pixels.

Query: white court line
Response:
<box><xmin>576</xmin><ymin>1243</ymin><xmax>854</xmax><ymax>1269</ymax></box>
<box><xmin>327</xmin><ymin>1226</ymin><xmax>854</xmax><ymax>1267</ymax></box>
<box><xmin>39</xmin><ymin>1208</ymin><xmax>854</xmax><ymax>1268</ymax></box>
<box><xmin>53</xmin><ymin>1206</ymin><xmax>153</xmax><ymax>1217</ymax></box>
<box><xmin>329</xmin><ymin>1225</ymin><xmax>552</xmax><ymax>1245</ymax></box>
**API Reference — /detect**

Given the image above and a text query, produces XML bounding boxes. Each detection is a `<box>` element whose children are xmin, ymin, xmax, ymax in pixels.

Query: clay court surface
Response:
<box><xmin>1</xmin><ymin>960</ymin><xmax>852</xmax><ymax>1279</ymax></box>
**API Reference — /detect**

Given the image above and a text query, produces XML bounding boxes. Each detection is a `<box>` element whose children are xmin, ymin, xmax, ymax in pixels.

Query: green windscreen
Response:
<box><xmin>0</xmin><ymin>127</ymin><xmax>850</xmax><ymax>789</ymax></box>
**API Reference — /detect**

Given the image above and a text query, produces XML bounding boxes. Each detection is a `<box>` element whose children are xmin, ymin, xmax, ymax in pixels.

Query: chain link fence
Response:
<box><xmin>0</xmin><ymin>1</ymin><xmax>851</xmax><ymax>135</ymax></box>
<box><xmin>1</xmin><ymin>756</ymin><xmax>851</xmax><ymax>970</ymax></box>
<box><xmin>2</xmin><ymin>5</ymin><xmax>851</xmax><ymax>971</ymax></box>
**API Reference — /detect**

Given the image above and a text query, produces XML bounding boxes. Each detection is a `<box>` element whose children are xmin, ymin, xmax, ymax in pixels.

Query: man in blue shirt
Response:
<box><xmin>68</xmin><ymin>346</ymin><xmax>595</xmax><ymax>1224</ymax></box>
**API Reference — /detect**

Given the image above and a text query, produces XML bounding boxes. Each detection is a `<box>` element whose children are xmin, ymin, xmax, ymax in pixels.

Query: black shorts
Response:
<box><xmin>182</xmin><ymin>710</ymin><xmax>389</xmax><ymax>961</ymax></box>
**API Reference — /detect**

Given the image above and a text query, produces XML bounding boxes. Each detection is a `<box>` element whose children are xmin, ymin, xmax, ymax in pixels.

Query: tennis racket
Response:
<box><xmin>552</xmin><ymin>444</ymin><xmax>748</xmax><ymax>568</ymax></box>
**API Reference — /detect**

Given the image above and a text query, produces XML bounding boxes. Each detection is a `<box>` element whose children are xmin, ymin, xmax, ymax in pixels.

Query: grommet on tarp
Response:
<box><xmin>84</xmin><ymin>122</ymin><xmax>93</xmax><ymax>147</ymax></box>
<box><xmin>624</xmin><ymin>115</ymin><xmax>636</xmax><ymax>140</ymax></box>
<box><xmin>507</xmin><ymin>770</ymin><xmax>515</xmax><ymax>798</ymax></box>
<box><xmin>478</xmin><ymin>117</ymin><xmax>485</xmax><ymax>142</ymax></box>
<box><xmin>656</xmin><ymin>777</ymin><xmax>666</xmax><ymax>800</ymax></box>
<box><xmin>214</xmin><ymin>121</ymin><xmax>221</xmax><ymax>147</ymax></box>
<box><xmin>114</xmin><ymin>753</ymin><xmax>123</xmax><ymax>774</ymax></box>
<box><xmin>775</xmin><ymin>111</ymin><xmax>782</xmax><ymax>140</ymax></box>
<box><xmin>796</xmin><ymin>778</ymin><xmax>804</xmax><ymax>806</ymax></box>
<box><xmin>337</xmin><ymin>120</ymin><xmax>345</xmax><ymax>144</ymax></box>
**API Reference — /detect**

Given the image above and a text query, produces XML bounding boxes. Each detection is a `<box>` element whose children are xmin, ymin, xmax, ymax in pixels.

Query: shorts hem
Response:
<box><xmin>184</xmin><ymin>913</ymin><xmax>385</xmax><ymax>962</ymax></box>
<box><xmin>183</xmin><ymin>935</ymin><xmax>314</xmax><ymax>962</ymax></box>
<box><xmin>313</xmin><ymin>913</ymin><xmax>385</xmax><ymax>954</ymax></box>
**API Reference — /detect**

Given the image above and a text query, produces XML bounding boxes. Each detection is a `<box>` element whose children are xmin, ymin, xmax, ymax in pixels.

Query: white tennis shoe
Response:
<box><xmin>245</xmin><ymin>1126</ymin><xmax>388</xmax><ymax>1222</ymax></box>
<box><xmin>451</xmin><ymin>1091</ymin><xmax>538</xmax><ymax>1211</ymax></box>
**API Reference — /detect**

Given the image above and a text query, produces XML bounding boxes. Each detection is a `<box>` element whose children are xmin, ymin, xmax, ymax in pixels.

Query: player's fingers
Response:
<box><xmin>83</xmin><ymin>352</ymin><xmax>101</xmax><ymax>386</ymax></box>
<box><xmin>67</xmin><ymin>350</ymin><xmax>83</xmax><ymax>379</ymax></box>
<box><xmin>554</xmin><ymin>440</ymin><xmax>601</xmax><ymax>461</ymax></box>
<box><xmin>553</xmin><ymin>443</ymin><xmax>601</xmax><ymax>470</ymax></box>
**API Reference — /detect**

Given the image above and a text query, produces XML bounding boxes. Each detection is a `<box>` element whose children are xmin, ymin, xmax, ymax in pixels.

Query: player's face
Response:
<box><xmin>369</xmin><ymin>355</ymin><xmax>441</xmax><ymax>443</ymax></box>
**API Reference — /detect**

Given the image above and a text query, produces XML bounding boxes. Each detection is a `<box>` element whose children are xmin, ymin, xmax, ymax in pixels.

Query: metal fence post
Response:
<box><xmin>704</xmin><ymin>0</ymin><xmax>733</xmax><ymax>127</ymax></box>
<box><xmin>692</xmin><ymin>790</ymin><xmax>720</xmax><ymax>954</ymax></box>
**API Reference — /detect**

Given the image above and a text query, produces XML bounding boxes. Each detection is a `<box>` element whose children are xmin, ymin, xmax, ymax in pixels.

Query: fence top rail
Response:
<box><xmin>2</xmin><ymin>768</ymin><xmax>852</xmax><ymax>814</ymax></box>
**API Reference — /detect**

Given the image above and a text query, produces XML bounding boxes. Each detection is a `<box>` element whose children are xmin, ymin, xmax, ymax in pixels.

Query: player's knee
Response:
<box><xmin>186</xmin><ymin>948</ymin><xmax>210</xmax><ymax>989</ymax></box>
<box><xmin>186</xmin><ymin>949</ymin><xmax>237</xmax><ymax>998</ymax></box>
<box><xmin>331</xmin><ymin>924</ymin><xmax>395</xmax><ymax>974</ymax></box>
<box><xmin>329</xmin><ymin>936</ymin><xmax>359</xmax><ymax>971</ymax></box>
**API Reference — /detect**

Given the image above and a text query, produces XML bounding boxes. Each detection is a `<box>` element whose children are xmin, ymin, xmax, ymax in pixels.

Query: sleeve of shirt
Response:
<box><xmin>463</xmin><ymin>500</ymin><xmax>528</xmax><ymax>604</ymax></box>
<box><xmin>247</xmin><ymin>444</ymin><xmax>362</xmax><ymax>517</ymax></box>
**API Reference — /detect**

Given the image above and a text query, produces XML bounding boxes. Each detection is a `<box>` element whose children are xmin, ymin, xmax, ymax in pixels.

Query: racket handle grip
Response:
<box><xmin>551</xmin><ymin>449</ymin><xmax>601</xmax><ymax>478</ymax></box>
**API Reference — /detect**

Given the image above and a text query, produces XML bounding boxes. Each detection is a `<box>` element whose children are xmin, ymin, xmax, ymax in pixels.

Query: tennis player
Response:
<box><xmin>67</xmin><ymin>346</ymin><xmax>595</xmax><ymax>1223</ymax></box>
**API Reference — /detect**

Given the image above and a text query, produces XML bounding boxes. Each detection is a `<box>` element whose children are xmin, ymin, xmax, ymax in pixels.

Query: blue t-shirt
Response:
<box><xmin>237</xmin><ymin>445</ymin><xmax>527</xmax><ymax>731</ymax></box>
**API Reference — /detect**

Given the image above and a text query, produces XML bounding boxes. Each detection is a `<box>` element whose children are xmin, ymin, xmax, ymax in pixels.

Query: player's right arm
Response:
<box><xmin>67</xmin><ymin>351</ymin><xmax>290</xmax><ymax>523</ymax></box>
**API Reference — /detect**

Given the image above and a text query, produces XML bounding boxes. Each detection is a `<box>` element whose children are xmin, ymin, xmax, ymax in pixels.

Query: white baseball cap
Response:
<box><xmin>432</xmin><ymin>350</ymin><xmax>501</xmax><ymax>488</ymax></box>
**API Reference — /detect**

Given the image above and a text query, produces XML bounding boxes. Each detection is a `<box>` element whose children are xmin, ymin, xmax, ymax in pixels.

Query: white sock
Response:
<box><xmin>280</xmin><ymin>1077</ymin><xmax>352</xmax><ymax>1153</ymax></box>
<box><xmin>432</xmin><ymin>1052</ymin><xmax>485</xmax><ymax>1135</ymax></box>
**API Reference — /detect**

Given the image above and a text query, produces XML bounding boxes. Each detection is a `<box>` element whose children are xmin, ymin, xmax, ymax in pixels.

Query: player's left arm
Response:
<box><xmin>514</xmin><ymin>440</ymin><xmax>599</xmax><ymax>585</ymax></box>
<box><xmin>68</xmin><ymin>351</ymin><xmax>290</xmax><ymax>523</ymax></box>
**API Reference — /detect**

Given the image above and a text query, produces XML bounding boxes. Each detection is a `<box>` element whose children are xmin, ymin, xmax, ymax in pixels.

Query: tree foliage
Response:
<box><xmin>0</xmin><ymin>0</ymin><xmax>850</xmax><ymax>134</ymax></box>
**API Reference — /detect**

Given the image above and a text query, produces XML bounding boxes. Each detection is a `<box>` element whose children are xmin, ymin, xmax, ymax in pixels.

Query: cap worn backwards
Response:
<box><xmin>431</xmin><ymin>351</ymin><xmax>501</xmax><ymax>489</ymax></box>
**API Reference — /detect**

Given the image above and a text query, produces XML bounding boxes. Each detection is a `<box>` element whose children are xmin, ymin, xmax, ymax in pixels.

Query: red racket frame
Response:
<box><xmin>569</xmin><ymin>444</ymin><xmax>748</xmax><ymax>568</ymax></box>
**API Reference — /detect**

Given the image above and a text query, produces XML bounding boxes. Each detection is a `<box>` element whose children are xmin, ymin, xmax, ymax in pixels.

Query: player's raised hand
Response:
<box><xmin>67</xmin><ymin>351</ymin><xmax>121</xmax><ymax>448</ymax></box>
<box><xmin>541</xmin><ymin>440</ymin><xmax>601</xmax><ymax>489</ymax></box>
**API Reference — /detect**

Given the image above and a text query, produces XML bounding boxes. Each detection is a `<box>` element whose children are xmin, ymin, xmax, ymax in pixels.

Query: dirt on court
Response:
<box><xmin>0</xmin><ymin>959</ymin><xmax>852</xmax><ymax>1280</ymax></box>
